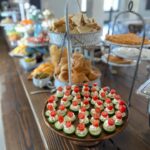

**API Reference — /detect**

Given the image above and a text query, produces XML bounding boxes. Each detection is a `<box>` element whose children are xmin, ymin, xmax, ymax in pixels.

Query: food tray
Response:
<box><xmin>48</xmin><ymin>31</ymin><xmax>101</xmax><ymax>47</ymax></box>
<box><xmin>101</xmin><ymin>54</ymin><xmax>137</xmax><ymax>67</ymax></box>
<box><xmin>43</xmin><ymin>88</ymin><xmax>128</xmax><ymax>143</ymax></box>
<box><xmin>105</xmin><ymin>40</ymin><xmax>150</xmax><ymax>48</ymax></box>
<box><xmin>112</xmin><ymin>47</ymin><xmax>150</xmax><ymax>61</ymax></box>
<box><xmin>54</xmin><ymin>76</ymin><xmax>101</xmax><ymax>88</ymax></box>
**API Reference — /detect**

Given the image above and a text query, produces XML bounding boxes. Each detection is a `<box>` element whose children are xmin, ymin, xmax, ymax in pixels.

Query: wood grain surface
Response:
<box><xmin>1</xmin><ymin>27</ymin><xmax>150</xmax><ymax>150</ymax></box>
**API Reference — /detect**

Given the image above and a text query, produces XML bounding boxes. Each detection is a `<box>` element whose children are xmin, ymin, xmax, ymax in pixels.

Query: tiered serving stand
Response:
<box><xmin>104</xmin><ymin>0</ymin><xmax>150</xmax><ymax>106</ymax></box>
<box><xmin>45</xmin><ymin>0</ymin><xmax>129</xmax><ymax>148</ymax></box>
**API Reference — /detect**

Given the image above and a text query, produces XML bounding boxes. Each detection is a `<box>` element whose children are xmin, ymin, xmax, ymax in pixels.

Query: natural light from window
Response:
<box><xmin>103</xmin><ymin>0</ymin><xmax>119</xmax><ymax>11</ymax></box>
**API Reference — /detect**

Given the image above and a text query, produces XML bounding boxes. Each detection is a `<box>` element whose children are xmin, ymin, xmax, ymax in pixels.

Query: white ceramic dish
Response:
<box><xmin>101</xmin><ymin>54</ymin><xmax>137</xmax><ymax>67</ymax></box>
<box><xmin>105</xmin><ymin>40</ymin><xmax>150</xmax><ymax>48</ymax></box>
<box><xmin>48</xmin><ymin>31</ymin><xmax>101</xmax><ymax>47</ymax></box>
<box><xmin>33</xmin><ymin>76</ymin><xmax>50</xmax><ymax>88</ymax></box>
<box><xmin>54</xmin><ymin>76</ymin><xmax>101</xmax><ymax>88</ymax></box>
<box><xmin>112</xmin><ymin>47</ymin><xmax>150</xmax><ymax>61</ymax></box>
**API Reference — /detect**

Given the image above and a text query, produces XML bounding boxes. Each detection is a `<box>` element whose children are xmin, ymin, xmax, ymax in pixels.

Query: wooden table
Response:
<box><xmin>13</xmin><ymin>59</ymin><xmax>127</xmax><ymax>150</ymax></box>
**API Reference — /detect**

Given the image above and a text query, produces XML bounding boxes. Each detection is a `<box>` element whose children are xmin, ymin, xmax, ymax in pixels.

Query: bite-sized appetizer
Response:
<box><xmin>115</xmin><ymin>100</ymin><xmax>126</xmax><ymax>110</ymax></box>
<box><xmin>99</xmin><ymin>86</ymin><xmax>109</xmax><ymax>94</ymax></box>
<box><xmin>90</xmin><ymin>107</ymin><xmax>101</xmax><ymax>117</ymax></box>
<box><xmin>91</xmin><ymin>87</ymin><xmax>99</xmax><ymax>97</ymax></box>
<box><xmin>103</xmin><ymin>118</ymin><xmax>116</xmax><ymax>133</ymax></box>
<box><xmin>82</xmin><ymin>83</ymin><xmax>89</xmax><ymax>91</ymax></box>
<box><xmin>107</xmin><ymin>89</ymin><xmax>116</xmax><ymax>99</ymax></box>
<box><xmin>54</xmin><ymin>116</ymin><xmax>64</xmax><ymax>130</ymax></box>
<box><xmin>70</xmin><ymin>101</ymin><xmax>80</xmax><ymax>112</ymax></box>
<box><xmin>47</xmin><ymin>111</ymin><xmax>58</xmax><ymax>123</ymax></box>
<box><xmin>99</xmin><ymin>92</ymin><xmax>106</xmax><ymax>101</ymax></box>
<box><xmin>63</xmin><ymin>90</ymin><xmax>73</xmax><ymax>101</ymax></box>
<box><xmin>57</xmin><ymin>105</ymin><xmax>67</xmax><ymax>116</ymax></box>
<box><xmin>92</xmin><ymin>83</ymin><xmax>99</xmax><ymax>91</ymax></box>
<box><xmin>105</xmin><ymin>105</ymin><xmax>115</xmax><ymax>115</ymax></box>
<box><xmin>45</xmin><ymin>104</ymin><xmax>55</xmax><ymax>117</ymax></box>
<box><xmin>117</xmin><ymin>105</ymin><xmax>126</xmax><ymax>117</ymax></box>
<box><xmin>64</xmin><ymin>85</ymin><xmax>71</xmax><ymax>92</ymax></box>
<box><xmin>48</xmin><ymin>95</ymin><xmax>58</xmax><ymax>102</ymax></box>
<box><xmin>72</xmin><ymin>87</ymin><xmax>80</xmax><ymax>96</ymax></box>
<box><xmin>75</xmin><ymin>123</ymin><xmax>88</xmax><ymax>138</ymax></box>
<box><xmin>112</xmin><ymin>95</ymin><xmax>121</xmax><ymax>105</ymax></box>
<box><xmin>81</xmin><ymin>99</ymin><xmax>90</xmax><ymax>109</ymax></box>
<box><xmin>78</xmin><ymin>112</ymin><xmax>89</xmax><ymax>125</ymax></box>
<box><xmin>63</xmin><ymin>121</ymin><xmax>75</xmax><ymax>135</ymax></box>
<box><xmin>64</xmin><ymin>111</ymin><xmax>76</xmax><ymax>122</ymax></box>
<box><xmin>82</xmin><ymin>87</ymin><xmax>90</xmax><ymax>96</ymax></box>
<box><xmin>71</xmin><ymin>85</ymin><xmax>78</xmax><ymax>90</ymax></box>
<box><xmin>60</xmin><ymin>97</ymin><xmax>71</xmax><ymax>107</ymax></box>
<box><xmin>90</xmin><ymin>113</ymin><xmax>100</xmax><ymax>123</ymax></box>
<box><xmin>89</xmin><ymin>120</ymin><xmax>101</xmax><ymax>137</ymax></box>
<box><xmin>113</xmin><ymin>112</ymin><xmax>123</xmax><ymax>126</ymax></box>
<box><xmin>104</xmin><ymin>98</ymin><xmax>113</xmax><ymax>107</ymax></box>
<box><xmin>95</xmin><ymin>100</ymin><xmax>104</xmax><ymax>111</ymax></box>
<box><xmin>100</xmin><ymin>111</ymin><xmax>109</xmax><ymax>122</ymax></box>
<box><xmin>47</xmin><ymin>98</ymin><xmax>57</xmax><ymax>108</ymax></box>
<box><xmin>56</xmin><ymin>86</ymin><xmax>64</xmax><ymax>98</ymax></box>
<box><xmin>72</xmin><ymin>94</ymin><xmax>81</xmax><ymax>103</ymax></box>
<box><xmin>83</xmin><ymin>93</ymin><xmax>91</xmax><ymax>101</ymax></box>
<box><xmin>91</xmin><ymin>95</ymin><xmax>98</xmax><ymax>105</ymax></box>
<box><xmin>79</xmin><ymin>106</ymin><xmax>89</xmax><ymax>116</ymax></box>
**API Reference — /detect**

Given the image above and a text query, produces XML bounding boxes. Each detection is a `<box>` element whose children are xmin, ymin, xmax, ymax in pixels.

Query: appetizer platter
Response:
<box><xmin>49</xmin><ymin>13</ymin><xmax>101</xmax><ymax>47</ymax></box>
<box><xmin>112</xmin><ymin>47</ymin><xmax>150</xmax><ymax>61</ymax></box>
<box><xmin>43</xmin><ymin>83</ymin><xmax>128</xmax><ymax>146</ymax></box>
<box><xmin>101</xmin><ymin>54</ymin><xmax>137</xmax><ymax>67</ymax></box>
<box><xmin>105</xmin><ymin>33</ymin><xmax>150</xmax><ymax>48</ymax></box>
<box><xmin>9</xmin><ymin>45</ymin><xmax>27</xmax><ymax>57</ymax></box>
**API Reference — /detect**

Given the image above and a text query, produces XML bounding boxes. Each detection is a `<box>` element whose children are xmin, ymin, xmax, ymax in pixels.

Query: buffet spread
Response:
<box><xmin>3</xmin><ymin>0</ymin><xmax>150</xmax><ymax>148</ymax></box>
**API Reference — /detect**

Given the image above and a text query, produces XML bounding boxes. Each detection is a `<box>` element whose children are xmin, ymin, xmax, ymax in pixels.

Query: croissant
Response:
<box><xmin>58</xmin><ymin>71</ymin><xmax>68</xmax><ymax>82</ymax></box>
<box><xmin>72</xmin><ymin>72</ymin><xmax>89</xmax><ymax>83</ymax></box>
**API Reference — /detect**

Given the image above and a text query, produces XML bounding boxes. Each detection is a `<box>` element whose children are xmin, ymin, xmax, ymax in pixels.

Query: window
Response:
<box><xmin>103</xmin><ymin>0</ymin><xmax>120</xmax><ymax>12</ymax></box>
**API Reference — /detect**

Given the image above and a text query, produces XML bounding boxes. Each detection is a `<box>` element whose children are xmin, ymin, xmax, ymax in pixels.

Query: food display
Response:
<box><xmin>0</xmin><ymin>17</ymin><xmax>13</xmax><ymax>25</ymax></box>
<box><xmin>50</xmin><ymin>13</ymin><xmax>101</xmax><ymax>34</ymax></box>
<box><xmin>112</xmin><ymin>47</ymin><xmax>150</xmax><ymax>60</ymax></box>
<box><xmin>28</xmin><ymin>62</ymin><xmax>54</xmax><ymax>79</ymax></box>
<box><xmin>50</xmin><ymin>45</ymin><xmax>101</xmax><ymax>84</ymax></box>
<box><xmin>106</xmin><ymin>55</ymin><xmax>132</xmax><ymax>64</ymax></box>
<box><xmin>27</xmin><ymin>32</ymin><xmax>49</xmax><ymax>46</ymax></box>
<box><xmin>44</xmin><ymin>84</ymin><xmax>128</xmax><ymax>140</ymax></box>
<box><xmin>101</xmin><ymin>54</ymin><xmax>137</xmax><ymax>67</ymax></box>
<box><xmin>106</xmin><ymin>33</ymin><xmax>150</xmax><ymax>45</ymax></box>
<box><xmin>9</xmin><ymin>45</ymin><xmax>27</xmax><ymax>57</ymax></box>
<box><xmin>7</xmin><ymin>30</ymin><xmax>21</xmax><ymax>42</ymax></box>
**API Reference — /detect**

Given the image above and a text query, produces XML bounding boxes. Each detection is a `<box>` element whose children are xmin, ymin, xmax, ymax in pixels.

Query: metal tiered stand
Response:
<box><xmin>105</xmin><ymin>0</ymin><xmax>148</xmax><ymax>106</ymax></box>
<box><xmin>44</xmin><ymin>0</ymin><xmax>129</xmax><ymax>149</ymax></box>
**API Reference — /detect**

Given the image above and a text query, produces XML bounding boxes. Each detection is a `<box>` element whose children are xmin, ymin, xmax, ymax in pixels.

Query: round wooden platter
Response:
<box><xmin>42</xmin><ymin>95</ymin><xmax>129</xmax><ymax>146</ymax></box>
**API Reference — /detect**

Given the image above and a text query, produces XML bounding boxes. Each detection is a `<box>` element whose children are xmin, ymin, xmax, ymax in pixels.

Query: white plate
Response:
<box><xmin>112</xmin><ymin>47</ymin><xmax>150</xmax><ymax>61</ymax></box>
<box><xmin>101</xmin><ymin>54</ymin><xmax>137</xmax><ymax>67</ymax></box>
<box><xmin>105</xmin><ymin>40</ymin><xmax>150</xmax><ymax>48</ymax></box>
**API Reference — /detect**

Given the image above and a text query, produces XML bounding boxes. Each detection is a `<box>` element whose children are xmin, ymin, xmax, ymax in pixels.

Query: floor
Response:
<box><xmin>0</xmin><ymin>29</ymin><xmax>150</xmax><ymax>150</ymax></box>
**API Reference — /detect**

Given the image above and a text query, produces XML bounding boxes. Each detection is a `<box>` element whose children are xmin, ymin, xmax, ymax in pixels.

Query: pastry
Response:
<box><xmin>47</xmin><ymin>111</ymin><xmax>58</xmax><ymax>123</ymax></box>
<box><xmin>106</xmin><ymin>33</ymin><xmax>150</xmax><ymax>45</ymax></box>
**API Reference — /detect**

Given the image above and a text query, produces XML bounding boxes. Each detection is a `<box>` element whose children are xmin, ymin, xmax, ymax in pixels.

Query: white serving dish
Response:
<box><xmin>54</xmin><ymin>76</ymin><xmax>101</xmax><ymax>88</ymax></box>
<box><xmin>33</xmin><ymin>76</ymin><xmax>50</xmax><ymax>88</ymax></box>
<box><xmin>48</xmin><ymin>31</ymin><xmax>101</xmax><ymax>47</ymax></box>
<box><xmin>19</xmin><ymin>58</ymin><xmax>37</xmax><ymax>71</ymax></box>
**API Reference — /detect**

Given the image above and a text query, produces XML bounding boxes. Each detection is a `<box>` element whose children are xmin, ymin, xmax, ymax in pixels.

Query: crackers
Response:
<box><xmin>50</xmin><ymin>13</ymin><xmax>101</xmax><ymax>34</ymax></box>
